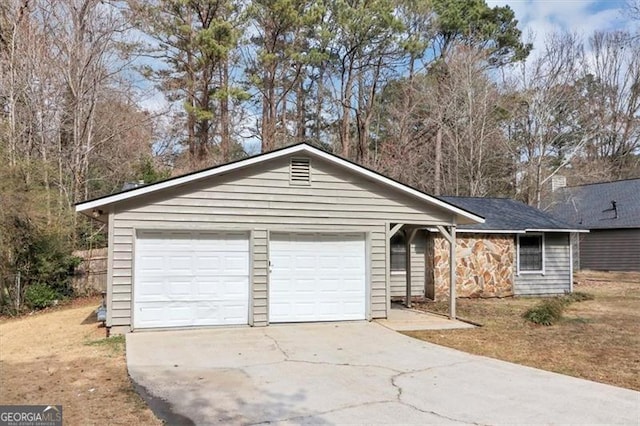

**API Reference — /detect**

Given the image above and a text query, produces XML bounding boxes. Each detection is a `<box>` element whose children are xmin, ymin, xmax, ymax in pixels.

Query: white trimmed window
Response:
<box><xmin>517</xmin><ymin>233</ymin><xmax>545</xmax><ymax>274</ymax></box>
<box><xmin>390</xmin><ymin>232</ymin><xmax>406</xmax><ymax>274</ymax></box>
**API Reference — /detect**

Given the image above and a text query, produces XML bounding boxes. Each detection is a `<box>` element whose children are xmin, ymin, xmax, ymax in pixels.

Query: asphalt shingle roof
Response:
<box><xmin>440</xmin><ymin>196</ymin><xmax>580</xmax><ymax>232</ymax></box>
<box><xmin>549</xmin><ymin>178</ymin><xmax>640</xmax><ymax>229</ymax></box>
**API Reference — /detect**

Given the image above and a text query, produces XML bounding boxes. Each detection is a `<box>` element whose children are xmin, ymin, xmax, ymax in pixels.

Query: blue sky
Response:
<box><xmin>487</xmin><ymin>0</ymin><xmax>635</xmax><ymax>54</ymax></box>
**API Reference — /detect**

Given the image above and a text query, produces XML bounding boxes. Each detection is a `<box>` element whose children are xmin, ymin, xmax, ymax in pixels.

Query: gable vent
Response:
<box><xmin>290</xmin><ymin>157</ymin><xmax>311</xmax><ymax>185</ymax></box>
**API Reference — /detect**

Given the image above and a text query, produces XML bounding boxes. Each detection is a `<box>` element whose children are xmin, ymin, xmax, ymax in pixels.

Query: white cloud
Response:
<box><xmin>487</xmin><ymin>0</ymin><xmax>633</xmax><ymax>56</ymax></box>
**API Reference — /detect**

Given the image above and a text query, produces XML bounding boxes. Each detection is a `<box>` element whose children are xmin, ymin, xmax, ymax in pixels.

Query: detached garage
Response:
<box><xmin>76</xmin><ymin>143</ymin><xmax>483</xmax><ymax>334</ymax></box>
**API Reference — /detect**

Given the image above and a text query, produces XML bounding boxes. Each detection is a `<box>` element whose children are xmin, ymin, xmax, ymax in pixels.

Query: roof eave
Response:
<box><xmin>455</xmin><ymin>229</ymin><xmax>525</xmax><ymax>234</ymax></box>
<box><xmin>455</xmin><ymin>228</ymin><xmax>589</xmax><ymax>234</ymax></box>
<box><xmin>75</xmin><ymin>144</ymin><xmax>309</xmax><ymax>213</ymax></box>
<box><xmin>525</xmin><ymin>228</ymin><xmax>590</xmax><ymax>233</ymax></box>
<box><xmin>75</xmin><ymin>144</ymin><xmax>484</xmax><ymax>224</ymax></box>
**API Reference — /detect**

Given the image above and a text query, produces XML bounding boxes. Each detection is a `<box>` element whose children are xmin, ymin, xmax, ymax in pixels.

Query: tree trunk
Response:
<box><xmin>355</xmin><ymin>69</ymin><xmax>365</xmax><ymax>163</ymax></box>
<box><xmin>261</xmin><ymin>63</ymin><xmax>277</xmax><ymax>152</ymax></box>
<box><xmin>314</xmin><ymin>68</ymin><xmax>325</xmax><ymax>144</ymax></box>
<box><xmin>434</xmin><ymin>125</ymin><xmax>443</xmax><ymax>196</ymax></box>
<box><xmin>296</xmin><ymin>76</ymin><xmax>306</xmax><ymax>143</ymax></box>
<box><xmin>340</xmin><ymin>71</ymin><xmax>354</xmax><ymax>158</ymax></box>
<box><xmin>186</xmin><ymin>49</ymin><xmax>197</xmax><ymax>164</ymax></box>
<box><xmin>220</xmin><ymin>59</ymin><xmax>231</xmax><ymax>162</ymax></box>
<box><xmin>535</xmin><ymin>156</ymin><xmax>543</xmax><ymax>208</ymax></box>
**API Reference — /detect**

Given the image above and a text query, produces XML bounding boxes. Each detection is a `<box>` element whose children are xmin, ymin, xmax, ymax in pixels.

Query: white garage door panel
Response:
<box><xmin>269</xmin><ymin>233</ymin><xmax>366</xmax><ymax>323</ymax></box>
<box><xmin>134</xmin><ymin>231</ymin><xmax>249</xmax><ymax>329</ymax></box>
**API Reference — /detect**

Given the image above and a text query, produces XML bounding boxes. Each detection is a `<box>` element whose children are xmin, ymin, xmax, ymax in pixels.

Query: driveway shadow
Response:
<box><xmin>130</xmin><ymin>368</ymin><xmax>331</xmax><ymax>425</ymax></box>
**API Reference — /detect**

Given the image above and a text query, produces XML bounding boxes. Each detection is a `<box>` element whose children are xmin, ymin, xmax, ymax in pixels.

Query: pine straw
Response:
<box><xmin>407</xmin><ymin>272</ymin><xmax>640</xmax><ymax>391</ymax></box>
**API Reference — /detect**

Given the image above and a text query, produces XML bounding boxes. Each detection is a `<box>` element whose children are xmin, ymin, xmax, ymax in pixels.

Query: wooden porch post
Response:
<box><xmin>405</xmin><ymin>228</ymin><xmax>418</xmax><ymax>308</ymax></box>
<box><xmin>436</xmin><ymin>224</ymin><xmax>457</xmax><ymax>320</ymax></box>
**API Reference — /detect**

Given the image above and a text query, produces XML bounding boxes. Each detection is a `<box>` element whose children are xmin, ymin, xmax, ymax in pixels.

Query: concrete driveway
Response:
<box><xmin>126</xmin><ymin>322</ymin><xmax>639</xmax><ymax>425</ymax></box>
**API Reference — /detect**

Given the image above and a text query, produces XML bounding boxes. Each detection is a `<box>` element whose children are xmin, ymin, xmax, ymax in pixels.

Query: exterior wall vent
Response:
<box><xmin>290</xmin><ymin>157</ymin><xmax>311</xmax><ymax>185</ymax></box>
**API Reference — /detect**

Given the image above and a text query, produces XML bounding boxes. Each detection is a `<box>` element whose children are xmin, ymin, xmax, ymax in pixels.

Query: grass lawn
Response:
<box><xmin>407</xmin><ymin>271</ymin><xmax>640</xmax><ymax>391</ymax></box>
<box><xmin>0</xmin><ymin>298</ymin><xmax>160</xmax><ymax>425</ymax></box>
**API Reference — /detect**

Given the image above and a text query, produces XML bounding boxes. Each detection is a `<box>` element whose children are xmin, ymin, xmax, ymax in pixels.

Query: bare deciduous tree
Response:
<box><xmin>438</xmin><ymin>48</ymin><xmax>513</xmax><ymax>196</ymax></box>
<box><xmin>579</xmin><ymin>31</ymin><xmax>640</xmax><ymax>179</ymax></box>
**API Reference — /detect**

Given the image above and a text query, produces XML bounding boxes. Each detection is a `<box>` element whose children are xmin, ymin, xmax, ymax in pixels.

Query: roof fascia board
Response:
<box><xmin>76</xmin><ymin>144</ymin><xmax>484</xmax><ymax>224</ymax></box>
<box><xmin>587</xmin><ymin>226</ymin><xmax>639</xmax><ymax>230</ymax></box>
<box><xmin>438</xmin><ymin>228</ymin><xmax>587</xmax><ymax>234</ymax></box>
<box><xmin>525</xmin><ymin>228</ymin><xmax>589</xmax><ymax>233</ymax></box>
<box><xmin>456</xmin><ymin>229</ymin><xmax>525</xmax><ymax>234</ymax></box>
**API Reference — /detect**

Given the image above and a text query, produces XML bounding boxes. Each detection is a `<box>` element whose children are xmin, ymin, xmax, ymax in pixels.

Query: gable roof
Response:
<box><xmin>549</xmin><ymin>178</ymin><xmax>640</xmax><ymax>229</ymax></box>
<box><xmin>440</xmin><ymin>196</ymin><xmax>585</xmax><ymax>233</ymax></box>
<box><xmin>76</xmin><ymin>143</ymin><xmax>484</xmax><ymax>225</ymax></box>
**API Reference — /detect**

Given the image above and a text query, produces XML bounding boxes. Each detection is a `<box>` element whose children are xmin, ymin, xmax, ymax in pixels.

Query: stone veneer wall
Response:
<box><xmin>429</xmin><ymin>233</ymin><xmax>515</xmax><ymax>300</ymax></box>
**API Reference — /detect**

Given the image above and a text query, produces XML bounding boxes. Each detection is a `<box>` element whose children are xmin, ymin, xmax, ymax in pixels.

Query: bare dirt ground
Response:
<box><xmin>0</xmin><ymin>297</ymin><xmax>160</xmax><ymax>425</ymax></box>
<box><xmin>408</xmin><ymin>271</ymin><xmax>640</xmax><ymax>391</ymax></box>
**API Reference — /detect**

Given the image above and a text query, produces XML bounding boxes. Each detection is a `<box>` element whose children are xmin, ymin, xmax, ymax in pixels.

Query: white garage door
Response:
<box><xmin>269</xmin><ymin>232</ymin><xmax>366</xmax><ymax>323</ymax></box>
<box><xmin>133</xmin><ymin>230</ymin><xmax>249</xmax><ymax>329</ymax></box>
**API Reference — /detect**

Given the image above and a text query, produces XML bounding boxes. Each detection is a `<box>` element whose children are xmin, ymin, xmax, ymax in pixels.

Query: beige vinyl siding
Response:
<box><xmin>390</xmin><ymin>231</ymin><xmax>426</xmax><ymax>299</ymax></box>
<box><xmin>110</xmin><ymin>155</ymin><xmax>453</xmax><ymax>328</ymax></box>
<box><xmin>253</xmin><ymin>229</ymin><xmax>269</xmax><ymax>325</ymax></box>
<box><xmin>515</xmin><ymin>233</ymin><xmax>571</xmax><ymax>296</ymax></box>
<box><xmin>579</xmin><ymin>229</ymin><xmax>640</xmax><ymax>271</ymax></box>
<box><xmin>370</xmin><ymin>230</ymin><xmax>387</xmax><ymax>316</ymax></box>
<box><xmin>109</xmin><ymin>225</ymin><xmax>133</xmax><ymax>327</ymax></box>
<box><xmin>106</xmin><ymin>212</ymin><xmax>114</xmax><ymax>327</ymax></box>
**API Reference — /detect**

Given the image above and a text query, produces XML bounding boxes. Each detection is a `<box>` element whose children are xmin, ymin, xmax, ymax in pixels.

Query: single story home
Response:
<box><xmin>549</xmin><ymin>178</ymin><xmax>640</xmax><ymax>272</ymax></box>
<box><xmin>76</xmin><ymin>143</ymin><xmax>583</xmax><ymax>334</ymax></box>
<box><xmin>76</xmin><ymin>143</ymin><xmax>483</xmax><ymax>333</ymax></box>
<box><xmin>391</xmin><ymin>197</ymin><xmax>587</xmax><ymax>306</ymax></box>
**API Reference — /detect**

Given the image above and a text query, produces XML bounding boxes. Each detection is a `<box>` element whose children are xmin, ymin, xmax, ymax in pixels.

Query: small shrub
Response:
<box><xmin>565</xmin><ymin>291</ymin><xmax>594</xmax><ymax>303</ymax></box>
<box><xmin>24</xmin><ymin>283</ymin><xmax>59</xmax><ymax>309</ymax></box>
<box><xmin>523</xmin><ymin>298</ymin><xmax>565</xmax><ymax>326</ymax></box>
<box><xmin>524</xmin><ymin>292</ymin><xmax>596</xmax><ymax>326</ymax></box>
